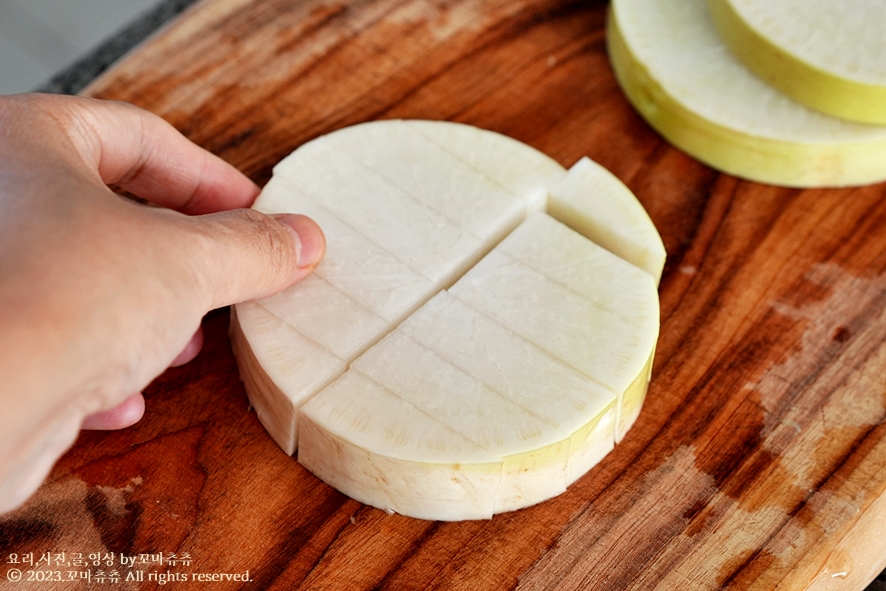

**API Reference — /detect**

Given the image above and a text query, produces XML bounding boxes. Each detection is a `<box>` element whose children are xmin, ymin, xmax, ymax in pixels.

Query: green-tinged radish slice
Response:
<box><xmin>608</xmin><ymin>0</ymin><xmax>886</xmax><ymax>188</ymax></box>
<box><xmin>546</xmin><ymin>157</ymin><xmax>666</xmax><ymax>283</ymax></box>
<box><xmin>397</xmin><ymin>291</ymin><xmax>620</xmax><ymax>495</ymax></box>
<box><xmin>709</xmin><ymin>0</ymin><xmax>886</xmax><ymax>125</ymax></box>
<box><xmin>618</xmin><ymin>349</ymin><xmax>655</xmax><ymax>443</ymax></box>
<box><xmin>299</xmin><ymin>213</ymin><xmax>656</xmax><ymax>519</ymax></box>
<box><xmin>232</xmin><ymin>120</ymin><xmax>664</xmax><ymax>520</ymax></box>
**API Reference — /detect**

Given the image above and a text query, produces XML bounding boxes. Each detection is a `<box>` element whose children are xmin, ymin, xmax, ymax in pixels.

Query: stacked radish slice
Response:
<box><xmin>231</xmin><ymin>120</ymin><xmax>664</xmax><ymax>520</ymax></box>
<box><xmin>608</xmin><ymin>0</ymin><xmax>886</xmax><ymax>187</ymax></box>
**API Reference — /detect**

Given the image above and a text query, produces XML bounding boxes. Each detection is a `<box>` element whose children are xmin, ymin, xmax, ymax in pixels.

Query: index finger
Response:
<box><xmin>42</xmin><ymin>95</ymin><xmax>260</xmax><ymax>215</ymax></box>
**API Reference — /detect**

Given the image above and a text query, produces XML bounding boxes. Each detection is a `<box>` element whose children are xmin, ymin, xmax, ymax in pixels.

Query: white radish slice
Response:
<box><xmin>708</xmin><ymin>0</ymin><xmax>886</xmax><ymax>125</ymax></box>
<box><xmin>232</xmin><ymin>120</ymin><xmax>663</xmax><ymax>519</ymax></box>
<box><xmin>608</xmin><ymin>0</ymin><xmax>886</xmax><ymax>187</ymax></box>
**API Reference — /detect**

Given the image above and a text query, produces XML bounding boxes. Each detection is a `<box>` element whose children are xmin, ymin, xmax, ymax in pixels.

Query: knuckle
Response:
<box><xmin>184</xmin><ymin>208</ymin><xmax>300</xmax><ymax>309</ymax></box>
<box><xmin>231</xmin><ymin>208</ymin><xmax>298</xmax><ymax>280</ymax></box>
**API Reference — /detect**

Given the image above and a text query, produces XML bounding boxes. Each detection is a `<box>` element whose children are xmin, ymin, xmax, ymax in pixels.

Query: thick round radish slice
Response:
<box><xmin>231</xmin><ymin>120</ymin><xmax>663</xmax><ymax>519</ymax></box>
<box><xmin>608</xmin><ymin>0</ymin><xmax>886</xmax><ymax>188</ymax></box>
<box><xmin>708</xmin><ymin>0</ymin><xmax>886</xmax><ymax>125</ymax></box>
<box><xmin>299</xmin><ymin>213</ymin><xmax>658</xmax><ymax>520</ymax></box>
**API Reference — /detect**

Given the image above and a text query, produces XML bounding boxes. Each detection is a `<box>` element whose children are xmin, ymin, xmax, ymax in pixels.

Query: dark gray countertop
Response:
<box><xmin>38</xmin><ymin>0</ymin><xmax>200</xmax><ymax>95</ymax></box>
<box><xmin>38</xmin><ymin>1</ymin><xmax>886</xmax><ymax>589</ymax></box>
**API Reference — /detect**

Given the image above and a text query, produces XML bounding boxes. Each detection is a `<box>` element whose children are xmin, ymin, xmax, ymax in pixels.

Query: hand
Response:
<box><xmin>0</xmin><ymin>94</ymin><xmax>325</xmax><ymax>513</ymax></box>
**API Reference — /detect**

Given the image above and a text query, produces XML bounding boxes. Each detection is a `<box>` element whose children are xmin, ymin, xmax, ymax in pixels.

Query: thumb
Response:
<box><xmin>182</xmin><ymin>209</ymin><xmax>326</xmax><ymax>310</ymax></box>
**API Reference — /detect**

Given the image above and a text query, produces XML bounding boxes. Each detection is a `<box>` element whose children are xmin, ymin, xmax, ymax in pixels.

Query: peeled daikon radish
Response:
<box><xmin>299</xmin><ymin>213</ymin><xmax>658</xmax><ymax>520</ymax></box>
<box><xmin>608</xmin><ymin>0</ymin><xmax>886</xmax><ymax>187</ymax></box>
<box><xmin>708</xmin><ymin>0</ymin><xmax>886</xmax><ymax>125</ymax></box>
<box><xmin>231</xmin><ymin>120</ymin><xmax>662</xmax><ymax>520</ymax></box>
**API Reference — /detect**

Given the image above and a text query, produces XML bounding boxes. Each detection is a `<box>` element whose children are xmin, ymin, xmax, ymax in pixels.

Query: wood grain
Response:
<box><xmin>2</xmin><ymin>0</ymin><xmax>886</xmax><ymax>589</ymax></box>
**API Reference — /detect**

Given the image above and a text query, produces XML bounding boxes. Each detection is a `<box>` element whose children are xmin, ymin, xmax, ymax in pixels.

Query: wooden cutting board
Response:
<box><xmin>3</xmin><ymin>0</ymin><xmax>886</xmax><ymax>589</ymax></box>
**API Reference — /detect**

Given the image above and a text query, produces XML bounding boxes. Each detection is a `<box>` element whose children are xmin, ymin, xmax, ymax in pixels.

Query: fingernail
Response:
<box><xmin>273</xmin><ymin>214</ymin><xmax>326</xmax><ymax>269</ymax></box>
